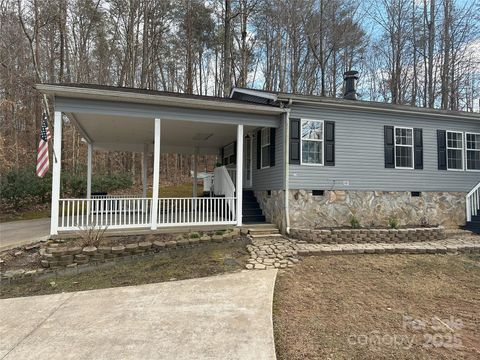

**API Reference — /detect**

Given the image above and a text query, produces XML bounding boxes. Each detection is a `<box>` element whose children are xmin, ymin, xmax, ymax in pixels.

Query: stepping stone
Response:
<box><xmin>254</xmin><ymin>264</ymin><xmax>266</xmax><ymax>270</ymax></box>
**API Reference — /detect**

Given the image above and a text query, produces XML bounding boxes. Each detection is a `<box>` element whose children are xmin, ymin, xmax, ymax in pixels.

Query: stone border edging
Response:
<box><xmin>0</xmin><ymin>230</ymin><xmax>243</xmax><ymax>284</ymax></box>
<box><xmin>296</xmin><ymin>242</ymin><xmax>480</xmax><ymax>256</ymax></box>
<box><xmin>290</xmin><ymin>226</ymin><xmax>446</xmax><ymax>244</ymax></box>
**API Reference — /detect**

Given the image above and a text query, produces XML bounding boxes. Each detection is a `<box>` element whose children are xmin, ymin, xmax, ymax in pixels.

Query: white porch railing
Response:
<box><xmin>213</xmin><ymin>166</ymin><xmax>236</xmax><ymax>198</ymax></box>
<box><xmin>59</xmin><ymin>198</ymin><xmax>152</xmax><ymax>230</ymax></box>
<box><xmin>466</xmin><ymin>182</ymin><xmax>480</xmax><ymax>222</ymax></box>
<box><xmin>157</xmin><ymin>197</ymin><xmax>236</xmax><ymax>226</ymax></box>
<box><xmin>226</xmin><ymin>166</ymin><xmax>237</xmax><ymax>187</ymax></box>
<box><xmin>58</xmin><ymin>196</ymin><xmax>237</xmax><ymax>231</ymax></box>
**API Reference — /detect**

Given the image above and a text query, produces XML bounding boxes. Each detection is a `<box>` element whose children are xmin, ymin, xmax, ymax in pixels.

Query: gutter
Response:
<box><xmin>283</xmin><ymin>99</ymin><xmax>292</xmax><ymax>235</ymax></box>
<box><xmin>276</xmin><ymin>95</ymin><xmax>480</xmax><ymax>122</ymax></box>
<box><xmin>36</xmin><ymin>84</ymin><xmax>285</xmax><ymax>116</ymax></box>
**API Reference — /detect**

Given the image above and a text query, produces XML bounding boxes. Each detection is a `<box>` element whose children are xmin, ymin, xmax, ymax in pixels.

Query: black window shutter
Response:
<box><xmin>414</xmin><ymin>128</ymin><xmax>423</xmax><ymax>169</ymax></box>
<box><xmin>437</xmin><ymin>130</ymin><xmax>447</xmax><ymax>170</ymax></box>
<box><xmin>232</xmin><ymin>141</ymin><xmax>237</xmax><ymax>164</ymax></box>
<box><xmin>220</xmin><ymin>146</ymin><xmax>224</xmax><ymax>165</ymax></box>
<box><xmin>384</xmin><ymin>125</ymin><xmax>395</xmax><ymax>168</ymax></box>
<box><xmin>269</xmin><ymin>128</ymin><xmax>276</xmax><ymax>167</ymax></box>
<box><xmin>256</xmin><ymin>130</ymin><xmax>261</xmax><ymax>169</ymax></box>
<box><xmin>324</xmin><ymin>121</ymin><xmax>335</xmax><ymax>166</ymax></box>
<box><xmin>290</xmin><ymin>118</ymin><xmax>301</xmax><ymax>164</ymax></box>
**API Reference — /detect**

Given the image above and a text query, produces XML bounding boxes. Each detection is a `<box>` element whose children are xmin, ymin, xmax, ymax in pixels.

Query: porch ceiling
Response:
<box><xmin>69</xmin><ymin>112</ymin><xmax>256</xmax><ymax>154</ymax></box>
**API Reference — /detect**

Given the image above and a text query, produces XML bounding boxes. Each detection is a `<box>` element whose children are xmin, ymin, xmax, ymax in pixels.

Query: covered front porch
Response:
<box><xmin>39</xmin><ymin>84</ymin><xmax>282</xmax><ymax>235</ymax></box>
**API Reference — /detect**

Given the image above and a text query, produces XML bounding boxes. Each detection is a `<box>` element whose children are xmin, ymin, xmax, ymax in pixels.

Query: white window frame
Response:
<box><xmin>465</xmin><ymin>132</ymin><xmax>480</xmax><ymax>172</ymax></box>
<box><xmin>260</xmin><ymin>127</ymin><xmax>270</xmax><ymax>169</ymax></box>
<box><xmin>394</xmin><ymin>126</ymin><xmax>414</xmax><ymax>170</ymax></box>
<box><xmin>446</xmin><ymin>130</ymin><xmax>464</xmax><ymax>171</ymax></box>
<box><xmin>300</xmin><ymin>119</ymin><xmax>324</xmax><ymax>167</ymax></box>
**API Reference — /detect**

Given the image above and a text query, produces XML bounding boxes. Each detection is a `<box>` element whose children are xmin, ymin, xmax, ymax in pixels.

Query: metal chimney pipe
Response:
<box><xmin>343</xmin><ymin>70</ymin><xmax>359</xmax><ymax>100</ymax></box>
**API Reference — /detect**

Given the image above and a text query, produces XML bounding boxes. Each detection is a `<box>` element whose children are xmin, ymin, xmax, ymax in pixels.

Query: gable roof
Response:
<box><xmin>231</xmin><ymin>87</ymin><xmax>480</xmax><ymax>121</ymax></box>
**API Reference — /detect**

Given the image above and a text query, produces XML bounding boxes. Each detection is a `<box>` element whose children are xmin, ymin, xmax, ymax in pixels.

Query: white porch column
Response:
<box><xmin>142</xmin><ymin>143</ymin><xmax>148</xmax><ymax>198</ymax></box>
<box><xmin>50</xmin><ymin>111</ymin><xmax>63</xmax><ymax>235</ymax></box>
<box><xmin>151</xmin><ymin>118</ymin><xmax>161</xmax><ymax>230</ymax></box>
<box><xmin>193</xmin><ymin>147</ymin><xmax>198</xmax><ymax>197</ymax></box>
<box><xmin>236</xmin><ymin>124</ymin><xmax>243</xmax><ymax>226</ymax></box>
<box><xmin>87</xmin><ymin>142</ymin><xmax>92</xmax><ymax>199</ymax></box>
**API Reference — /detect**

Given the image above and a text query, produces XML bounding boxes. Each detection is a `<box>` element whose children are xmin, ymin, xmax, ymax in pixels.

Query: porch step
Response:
<box><xmin>248</xmin><ymin>228</ymin><xmax>280</xmax><ymax>236</ymax></box>
<box><xmin>464</xmin><ymin>208</ymin><xmax>480</xmax><ymax>234</ymax></box>
<box><xmin>242</xmin><ymin>190</ymin><xmax>266</xmax><ymax>224</ymax></box>
<box><xmin>250</xmin><ymin>233</ymin><xmax>283</xmax><ymax>239</ymax></box>
<box><xmin>243</xmin><ymin>215</ymin><xmax>266</xmax><ymax>223</ymax></box>
<box><xmin>242</xmin><ymin>222</ymin><xmax>281</xmax><ymax>237</ymax></box>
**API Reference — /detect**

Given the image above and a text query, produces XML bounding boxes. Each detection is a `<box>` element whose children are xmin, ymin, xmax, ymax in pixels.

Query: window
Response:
<box><xmin>312</xmin><ymin>190</ymin><xmax>325</xmax><ymax>196</ymax></box>
<box><xmin>301</xmin><ymin>119</ymin><xmax>324</xmax><ymax>165</ymax></box>
<box><xmin>223</xmin><ymin>143</ymin><xmax>235</xmax><ymax>165</ymax></box>
<box><xmin>446</xmin><ymin>131</ymin><xmax>463</xmax><ymax>170</ymax></box>
<box><xmin>394</xmin><ymin>127</ymin><xmax>413</xmax><ymax>169</ymax></box>
<box><xmin>466</xmin><ymin>133</ymin><xmax>480</xmax><ymax>171</ymax></box>
<box><xmin>260</xmin><ymin>128</ymin><xmax>271</xmax><ymax>168</ymax></box>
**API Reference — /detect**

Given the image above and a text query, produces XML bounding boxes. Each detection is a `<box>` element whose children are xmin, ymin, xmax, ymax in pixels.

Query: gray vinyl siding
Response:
<box><xmin>252</xmin><ymin>121</ymin><xmax>285</xmax><ymax>191</ymax></box>
<box><xmin>289</xmin><ymin>105</ymin><xmax>480</xmax><ymax>192</ymax></box>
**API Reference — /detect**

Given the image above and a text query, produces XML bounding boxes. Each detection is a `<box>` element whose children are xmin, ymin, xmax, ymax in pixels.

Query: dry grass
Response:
<box><xmin>274</xmin><ymin>254</ymin><xmax>480</xmax><ymax>360</ymax></box>
<box><xmin>159</xmin><ymin>182</ymin><xmax>203</xmax><ymax>197</ymax></box>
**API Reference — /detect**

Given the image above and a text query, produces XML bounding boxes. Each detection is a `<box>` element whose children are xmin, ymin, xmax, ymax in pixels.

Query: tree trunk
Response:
<box><xmin>223</xmin><ymin>0</ymin><xmax>232</xmax><ymax>97</ymax></box>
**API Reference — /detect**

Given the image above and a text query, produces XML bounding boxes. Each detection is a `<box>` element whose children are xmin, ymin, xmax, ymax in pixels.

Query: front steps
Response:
<box><xmin>242</xmin><ymin>190</ymin><xmax>266</xmax><ymax>223</ymax></box>
<box><xmin>464</xmin><ymin>212</ymin><xmax>480</xmax><ymax>234</ymax></box>
<box><xmin>242</xmin><ymin>223</ymin><xmax>281</xmax><ymax>238</ymax></box>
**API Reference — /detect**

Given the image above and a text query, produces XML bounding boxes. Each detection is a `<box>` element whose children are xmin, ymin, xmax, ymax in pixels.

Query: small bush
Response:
<box><xmin>189</xmin><ymin>232</ymin><xmax>200</xmax><ymax>239</ymax></box>
<box><xmin>75</xmin><ymin>221</ymin><xmax>108</xmax><ymax>248</ymax></box>
<box><xmin>389</xmin><ymin>217</ymin><xmax>399</xmax><ymax>229</ymax></box>
<box><xmin>215</xmin><ymin>230</ymin><xmax>225</xmax><ymax>235</ymax></box>
<box><xmin>349</xmin><ymin>216</ymin><xmax>361</xmax><ymax>229</ymax></box>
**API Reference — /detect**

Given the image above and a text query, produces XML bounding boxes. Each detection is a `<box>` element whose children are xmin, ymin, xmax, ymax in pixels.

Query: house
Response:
<box><xmin>37</xmin><ymin>71</ymin><xmax>480</xmax><ymax>236</ymax></box>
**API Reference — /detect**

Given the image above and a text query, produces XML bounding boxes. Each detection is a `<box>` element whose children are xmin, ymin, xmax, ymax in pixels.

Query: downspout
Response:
<box><xmin>283</xmin><ymin>99</ymin><xmax>292</xmax><ymax>234</ymax></box>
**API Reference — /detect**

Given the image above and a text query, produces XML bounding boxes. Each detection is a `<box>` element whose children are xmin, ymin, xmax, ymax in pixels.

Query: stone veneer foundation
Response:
<box><xmin>255</xmin><ymin>190</ymin><xmax>466</xmax><ymax>231</ymax></box>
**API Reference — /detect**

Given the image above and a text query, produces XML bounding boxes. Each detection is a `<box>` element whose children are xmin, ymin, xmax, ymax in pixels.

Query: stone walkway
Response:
<box><xmin>246</xmin><ymin>235</ymin><xmax>480</xmax><ymax>269</ymax></box>
<box><xmin>246</xmin><ymin>237</ymin><xmax>301</xmax><ymax>270</ymax></box>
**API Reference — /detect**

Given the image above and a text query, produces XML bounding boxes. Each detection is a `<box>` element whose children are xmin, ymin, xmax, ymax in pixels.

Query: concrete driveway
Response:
<box><xmin>0</xmin><ymin>218</ymin><xmax>50</xmax><ymax>251</ymax></box>
<box><xmin>0</xmin><ymin>270</ymin><xmax>277</xmax><ymax>360</ymax></box>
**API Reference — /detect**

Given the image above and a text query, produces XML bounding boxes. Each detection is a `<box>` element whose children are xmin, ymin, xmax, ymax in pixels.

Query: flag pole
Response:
<box><xmin>42</xmin><ymin>94</ymin><xmax>58</xmax><ymax>164</ymax></box>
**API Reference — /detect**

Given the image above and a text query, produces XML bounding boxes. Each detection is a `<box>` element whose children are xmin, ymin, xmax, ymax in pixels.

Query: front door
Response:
<box><xmin>244</xmin><ymin>135</ymin><xmax>253</xmax><ymax>188</ymax></box>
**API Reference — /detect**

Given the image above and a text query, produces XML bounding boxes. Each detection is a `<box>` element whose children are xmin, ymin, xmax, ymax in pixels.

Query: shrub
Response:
<box><xmin>349</xmin><ymin>215</ymin><xmax>361</xmax><ymax>229</ymax></box>
<box><xmin>0</xmin><ymin>167</ymin><xmax>133</xmax><ymax>209</ymax></box>
<box><xmin>215</xmin><ymin>230</ymin><xmax>225</xmax><ymax>235</ymax></box>
<box><xmin>75</xmin><ymin>221</ymin><xmax>108</xmax><ymax>248</ymax></box>
<box><xmin>189</xmin><ymin>232</ymin><xmax>200</xmax><ymax>239</ymax></box>
<box><xmin>0</xmin><ymin>168</ymin><xmax>51</xmax><ymax>209</ymax></box>
<box><xmin>92</xmin><ymin>173</ymin><xmax>133</xmax><ymax>193</ymax></box>
<box><xmin>389</xmin><ymin>217</ymin><xmax>399</xmax><ymax>229</ymax></box>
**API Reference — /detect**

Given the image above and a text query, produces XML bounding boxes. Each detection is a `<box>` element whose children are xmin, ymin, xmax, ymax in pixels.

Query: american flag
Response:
<box><xmin>36</xmin><ymin>113</ymin><xmax>52</xmax><ymax>178</ymax></box>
